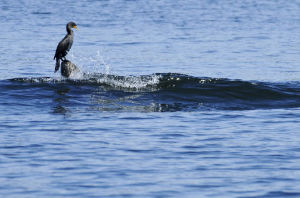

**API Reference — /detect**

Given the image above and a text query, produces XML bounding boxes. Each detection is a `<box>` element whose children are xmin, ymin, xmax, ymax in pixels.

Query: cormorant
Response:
<box><xmin>54</xmin><ymin>22</ymin><xmax>78</xmax><ymax>72</ymax></box>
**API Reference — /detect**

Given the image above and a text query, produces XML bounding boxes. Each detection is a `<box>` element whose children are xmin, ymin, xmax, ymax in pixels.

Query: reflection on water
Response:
<box><xmin>53</xmin><ymin>86</ymin><xmax>71</xmax><ymax>115</ymax></box>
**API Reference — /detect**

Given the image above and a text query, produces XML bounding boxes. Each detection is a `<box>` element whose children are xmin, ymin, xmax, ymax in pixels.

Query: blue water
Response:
<box><xmin>1</xmin><ymin>0</ymin><xmax>300</xmax><ymax>197</ymax></box>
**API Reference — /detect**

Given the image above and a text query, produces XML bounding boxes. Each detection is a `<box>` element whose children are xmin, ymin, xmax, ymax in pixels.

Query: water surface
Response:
<box><xmin>1</xmin><ymin>0</ymin><xmax>300</xmax><ymax>197</ymax></box>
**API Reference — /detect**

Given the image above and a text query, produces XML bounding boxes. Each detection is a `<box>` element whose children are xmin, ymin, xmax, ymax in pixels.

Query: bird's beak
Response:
<box><xmin>74</xmin><ymin>26</ymin><xmax>79</xmax><ymax>30</ymax></box>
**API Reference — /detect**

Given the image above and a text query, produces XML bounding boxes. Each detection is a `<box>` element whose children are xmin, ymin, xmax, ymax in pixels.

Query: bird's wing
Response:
<box><xmin>54</xmin><ymin>35</ymin><xmax>69</xmax><ymax>59</ymax></box>
<box><xmin>66</xmin><ymin>36</ymin><xmax>73</xmax><ymax>52</ymax></box>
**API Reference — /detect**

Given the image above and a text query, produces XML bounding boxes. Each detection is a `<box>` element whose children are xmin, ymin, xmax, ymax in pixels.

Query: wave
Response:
<box><xmin>2</xmin><ymin>73</ymin><xmax>300</xmax><ymax>112</ymax></box>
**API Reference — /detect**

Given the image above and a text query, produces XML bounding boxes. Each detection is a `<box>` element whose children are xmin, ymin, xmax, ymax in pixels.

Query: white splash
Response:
<box><xmin>69</xmin><ymin>50</ymin><xmax>111</xmax><ymax>75</ymax></box>
<box><xmin>65</xmin><ymin>50</ymin><xmax>161</xmax><ymax>90</ymax></box>
<box><xmin>85</xmin><ymin>73</ymin><xmax>161</xmax><ymax>91</ymax></box>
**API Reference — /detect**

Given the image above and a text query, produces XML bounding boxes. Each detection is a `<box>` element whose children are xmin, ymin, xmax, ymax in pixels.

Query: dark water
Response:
<box><xmin>1</xmin><ymin>0</ymin><xmax>300</xmax><ymax>197</ymax></box>
<box><xmin>6</xmin><ymin>73</ymin><xmax>300</xmax><ymax>111</ymax></box>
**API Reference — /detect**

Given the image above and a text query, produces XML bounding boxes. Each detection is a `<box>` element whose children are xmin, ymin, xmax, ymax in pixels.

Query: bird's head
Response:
<box><xmin>67</xmin><ymin>22</ymin><xmax>79</xmax><ymax>30</ymax></box>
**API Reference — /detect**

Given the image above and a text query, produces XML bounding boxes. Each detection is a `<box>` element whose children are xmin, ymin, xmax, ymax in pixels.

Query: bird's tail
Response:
<box><xmin>55</xmin><ymin>58</ymin><xmax>60</xmax><ymax>73</ymax></box>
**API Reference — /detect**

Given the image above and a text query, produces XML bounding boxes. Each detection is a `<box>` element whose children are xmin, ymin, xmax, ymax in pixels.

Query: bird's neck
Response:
<box><xmin>66</xmin><ymin>26</ymin><xmax>73</xmax><ymax>35</ymax></box>
<box><xmin>66</xmin><ymin>25</ymin><xmax>73</xmax><ymax>34</ymax></box>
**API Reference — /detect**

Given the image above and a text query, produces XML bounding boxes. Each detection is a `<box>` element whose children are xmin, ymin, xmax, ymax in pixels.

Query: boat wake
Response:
<box><xmin>3</xmin><ymin>73</ymin><xmax>300</xmax><ymax>112</ymax></box>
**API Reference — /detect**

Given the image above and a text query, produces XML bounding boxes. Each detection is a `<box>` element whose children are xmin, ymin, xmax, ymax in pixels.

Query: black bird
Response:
<box><xmin>54</xmin><ymin>22</ymin><xmax>78</xmax><ymax>72</ymax></box>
